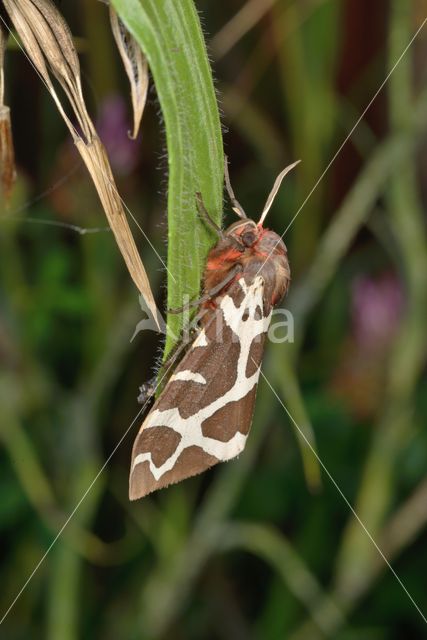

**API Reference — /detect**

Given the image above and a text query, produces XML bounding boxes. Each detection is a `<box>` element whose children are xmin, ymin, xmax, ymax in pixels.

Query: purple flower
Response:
<box><xmin>97</xmin><ymin>95</ymin><xmax>140</xmax><ymax>175</ymax></box>
<box><xmin>352</xmin><ymin>273</ymin><xmax>404</xmax><ymax>350</ymax></box>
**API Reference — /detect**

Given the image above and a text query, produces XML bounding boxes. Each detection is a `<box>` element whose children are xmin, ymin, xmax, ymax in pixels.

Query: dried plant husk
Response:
<box><xmin>110</xmin><ymin>7</ymin><xmax>148</xmax><ymax>139</ymax></box>
<box><xmin>0</xmin><ymin>19</ymin><xmax>16</xmax><ymax>203</ymax></box>
<box><xmin>0</xmin><ymin>105</ymin><xmax>16</xmax><ymax>202</ymax></box>
<box><xmin>0</xmin><ymin>17</ymin><xmax>7</xmax><ymax>105</ymax></box>
<box><xmin>2</xmin><ymin>0</ymin><xmax>158</xmax><ymax>324</ymax></box>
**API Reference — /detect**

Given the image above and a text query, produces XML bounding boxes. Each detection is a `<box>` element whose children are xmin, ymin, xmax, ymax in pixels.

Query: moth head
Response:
<box><xmin>226</xmin><ymin>219</ymin><xmax>258</xmax><ymax>247</ymax></box>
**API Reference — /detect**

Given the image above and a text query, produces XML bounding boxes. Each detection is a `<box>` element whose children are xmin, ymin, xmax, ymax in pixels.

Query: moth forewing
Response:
<box><xmin>129</xmin><ymin>276</ymin><xmax>272</xmax><ymax>500</ymax></box>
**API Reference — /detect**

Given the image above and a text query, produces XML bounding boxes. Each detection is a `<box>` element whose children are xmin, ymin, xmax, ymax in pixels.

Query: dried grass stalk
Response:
<box><xmin>2</xmin><ymin>0</ymin><xmax>158</xmax><ymax>323</ymax></box>
<box><xmin>0</xmin><ymin>21</ymin><xmax>16</xmax><ymax>202</ymax></box>
<box><xmin>0</xmin><ymin>19</ymin><xmax>7</xmax><ymax>105</ymax></box>
<box><xmin>76</xmin><ymin>137</ymin><xmax>155</xmax><ymax>312</ymax></box>
<box><xmin>110</xmin><ymin>7</ymin><xmax>148</xmax><ymax>139</ymax></box>
<box><xmin>0</xmin><ymin>106</ymin><xmax>16</xmax><ymax>202</ymax></box>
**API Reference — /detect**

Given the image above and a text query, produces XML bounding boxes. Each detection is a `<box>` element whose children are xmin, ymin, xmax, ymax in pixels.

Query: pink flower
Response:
<box><xmin>97</xmin><ymin>95</ymin><xmax>140</xmax><ymax>175</ymax></box>
<box><xmin>351</xmin><ymin>273</ymin><xmax>404</xmax><ymax>350</ymax></box>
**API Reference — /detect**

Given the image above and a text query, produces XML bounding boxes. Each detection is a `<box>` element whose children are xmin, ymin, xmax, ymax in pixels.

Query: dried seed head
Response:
<box><xmin>3</xmin><ymin>0</ymin><xmax>94</xmax><ymax>141</ymax></box>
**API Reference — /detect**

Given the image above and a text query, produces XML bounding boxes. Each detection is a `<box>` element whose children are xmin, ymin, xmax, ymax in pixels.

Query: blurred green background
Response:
<box><xmin>1</xmin><ymin>1</ymin><xmax>427</xmax><ymax>638</ymax></box>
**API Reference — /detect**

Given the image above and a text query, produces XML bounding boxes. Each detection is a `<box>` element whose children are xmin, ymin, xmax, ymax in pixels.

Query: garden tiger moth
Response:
<box><xmin>129</xmin><ymin>160</ymin><xmax>299</xmax><ymax>500</ymax></box>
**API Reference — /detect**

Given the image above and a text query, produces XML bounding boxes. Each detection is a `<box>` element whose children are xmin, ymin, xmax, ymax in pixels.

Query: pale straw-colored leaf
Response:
<box><xmin>110</xmin><ymin>7</ymin><xmax>148</xmax><ymax>139</ymax></box>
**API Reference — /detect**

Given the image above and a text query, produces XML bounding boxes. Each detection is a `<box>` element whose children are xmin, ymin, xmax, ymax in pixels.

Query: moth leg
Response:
<box><xmin>138</xmin><ymin>318</ymin><xmax>204</xmax><ymax>403</ymax></box>
<box><xmin>137</xmin><ymin>377</ymin><xmax>157</xmax><ymax>405</ymax></box>
<box><xmin>195</xmin><ymin>192</ymin><xmax>224</xmax><ymax>239</ymax></box>
<box><xmin>138</xmin><ymin>342</ymin><xmax>189</xmax><ymax>404</ymax></box>
<box><xmin>162</xmin><ymin>332</ymin><xmax>193</xmax><ymax>369</ymax></box>
<box><xmin>168</xmin><ymin>263</ymin><xmax>243</xmax><ymax>314</ymax></box>
<box><xmin>224</xmin><ymin>155</ymin><xmax>247</xmax><ymax>219</ymax></box>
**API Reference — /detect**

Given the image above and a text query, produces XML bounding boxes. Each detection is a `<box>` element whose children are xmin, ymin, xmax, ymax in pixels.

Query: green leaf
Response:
<box><xmin>111</xmin><ymin>0</ymin><xmax>224</xmax><ymax>359</ymax></box>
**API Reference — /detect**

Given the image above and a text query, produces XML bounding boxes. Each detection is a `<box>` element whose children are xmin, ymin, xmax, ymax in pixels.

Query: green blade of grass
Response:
<box><xmin>111</xmin><ymin>0</ymin><xmax>223</xmax><ymax>359</ymax></box>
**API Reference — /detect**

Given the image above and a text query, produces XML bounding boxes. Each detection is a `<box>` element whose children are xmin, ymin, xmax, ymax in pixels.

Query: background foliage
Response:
<box><xmin>1</xmin><ymin>1</ymin><xmax>427</xmax><ymax>639</ymax></box>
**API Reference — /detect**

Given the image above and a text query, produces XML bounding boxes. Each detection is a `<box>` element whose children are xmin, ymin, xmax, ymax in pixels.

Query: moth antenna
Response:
<box><xmin>258</xmin><ymin>160</ymin><xmax>301</xmax><ymax>226</ymax></box>
<box><xmin>224</xmin><ymin>155</ymin><xmax>247</xmax><ymax>219</ymax></box>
